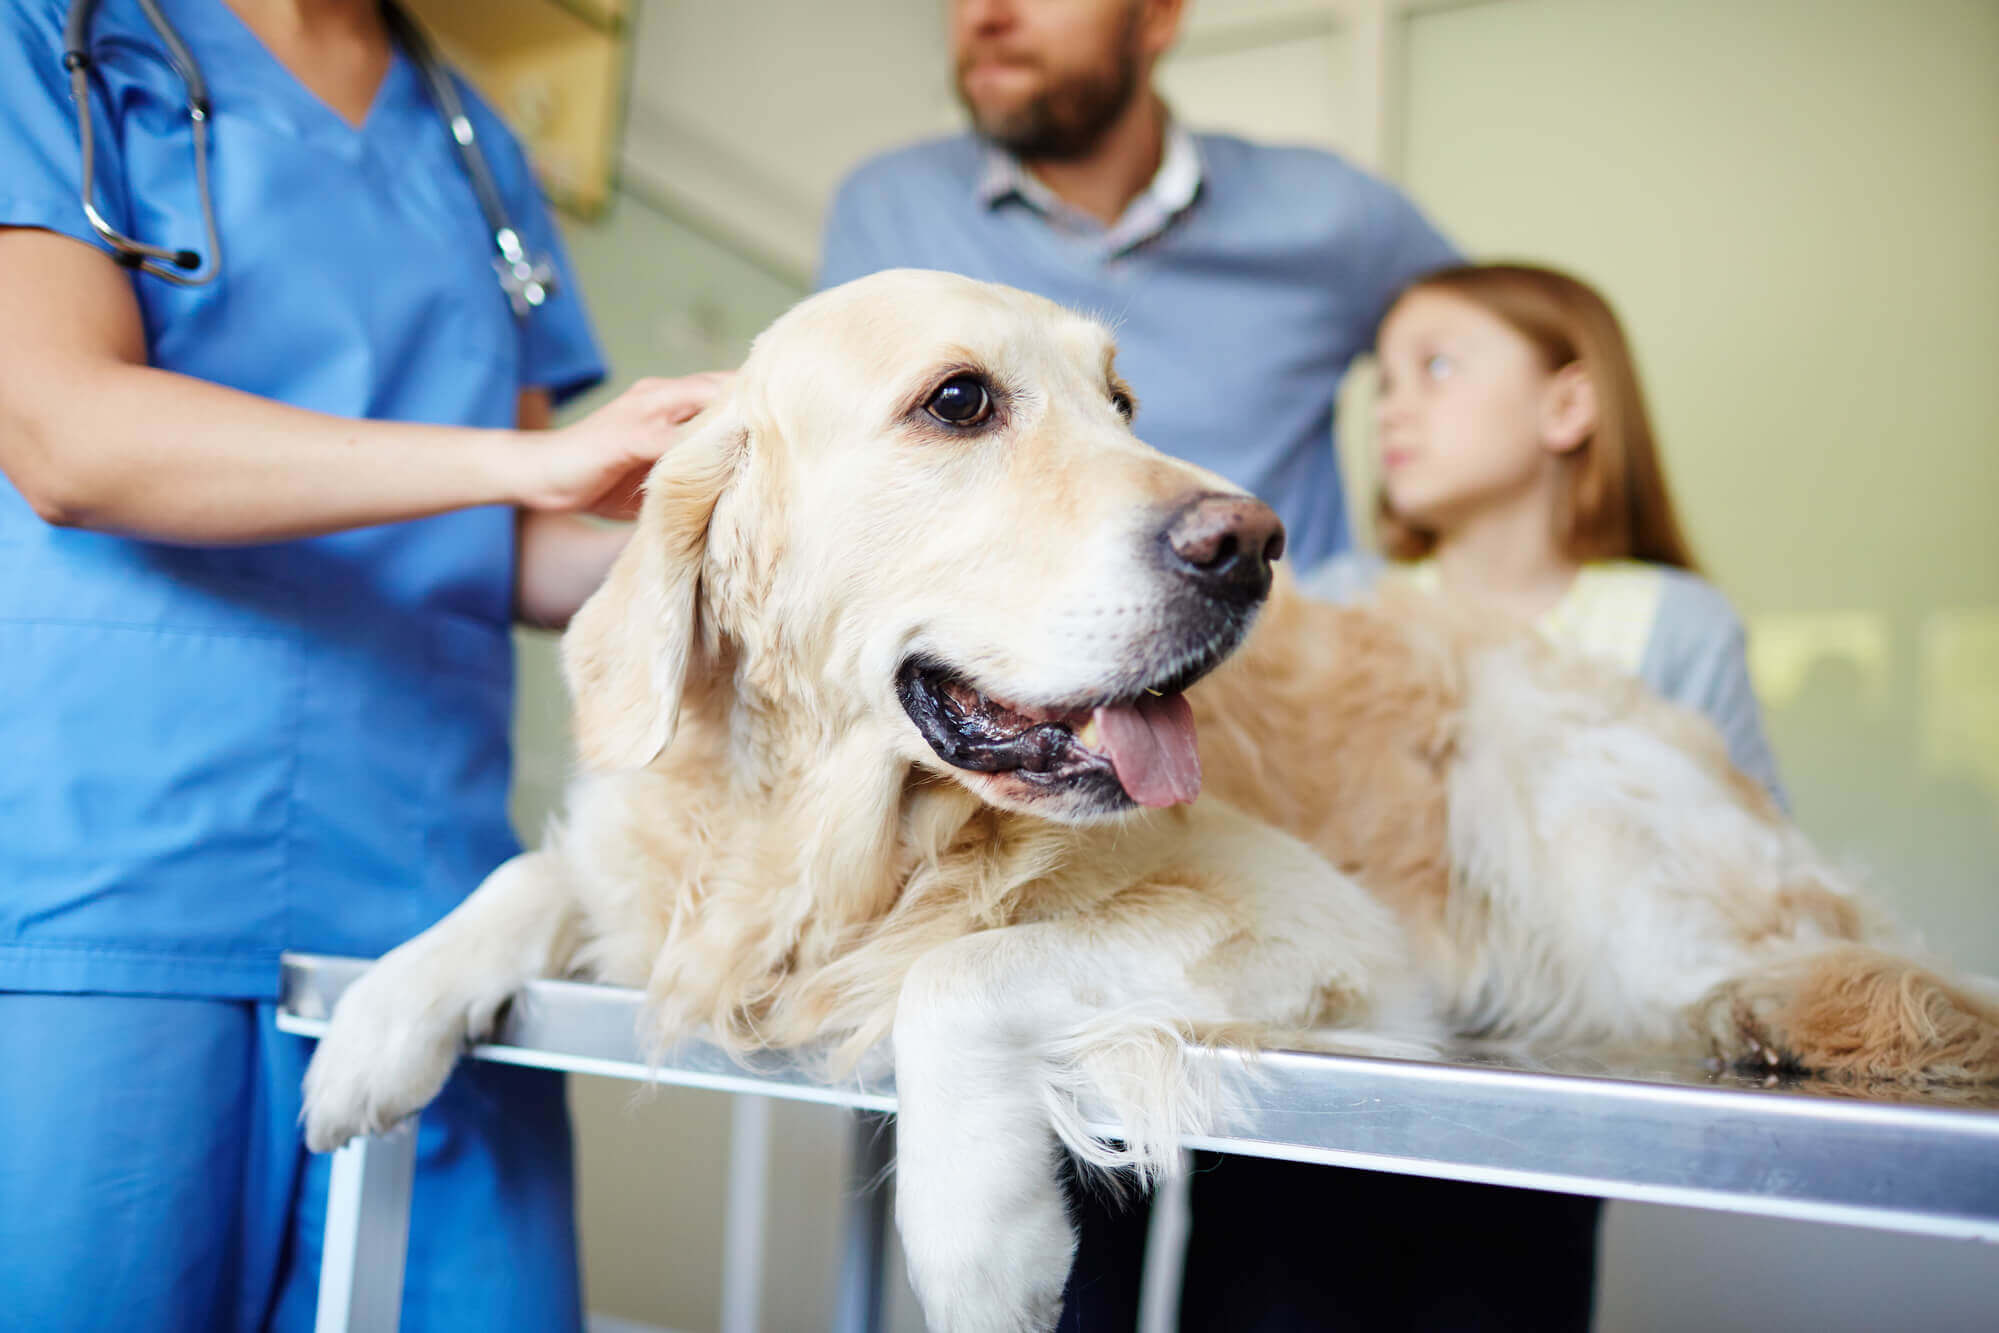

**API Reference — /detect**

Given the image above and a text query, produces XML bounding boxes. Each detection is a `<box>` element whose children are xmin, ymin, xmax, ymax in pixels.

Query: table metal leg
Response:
<box><xmin>833</xmin><ymin>1110</ymin><xmax>895</xmax><ymax>1333</ymax></box>
<box><xmin>1137</xmin><ymin>1151</ymin><xmax>1193</xmax><ymax>1333</ymax></box>
<box><xmin>316</xmin><ymin>1120</ymin><xmax>419</xmax><ymax>1333</ymax></box>
<box><xmin>720</xmin><ymin>1094</ymin><xmax>773</xmax><ymax>1333</ymax></box>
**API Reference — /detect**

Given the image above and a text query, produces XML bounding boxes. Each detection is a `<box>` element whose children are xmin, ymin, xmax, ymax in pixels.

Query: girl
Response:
<box><xmin>1177</xmin><ymin>263</ymin><xmax>1789</xmax><ymax>1333</ymax></box>
<box><xmin>1311</xmin><ymin>260</ymin><xmax>1786</xmax><ymax>802</ymax></box>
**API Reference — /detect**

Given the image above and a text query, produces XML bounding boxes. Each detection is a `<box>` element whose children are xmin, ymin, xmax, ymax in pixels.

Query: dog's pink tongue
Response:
<box><xmin>1094</xmin><ymin>692</ymin><xmax>1201</xmax><ymax>808</ymax></box>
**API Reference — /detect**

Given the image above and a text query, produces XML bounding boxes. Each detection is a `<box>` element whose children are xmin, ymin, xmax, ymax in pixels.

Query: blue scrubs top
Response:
<box><xmin>0</xmin><ymin>0</ymin><xmax>606</xmax><ymax>998</ymax></box>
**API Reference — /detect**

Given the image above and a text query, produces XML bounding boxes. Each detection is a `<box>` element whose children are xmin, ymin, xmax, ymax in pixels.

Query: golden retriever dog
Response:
<box><xmin>303</xmin><ymin>269</ymin><xmax>1998</xmax><ymax>1333</ymax></box>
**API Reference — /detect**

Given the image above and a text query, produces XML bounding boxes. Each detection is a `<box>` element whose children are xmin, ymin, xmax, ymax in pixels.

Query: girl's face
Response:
<box><xmin>1373</xmin><ymin>288</ymin><xmax>1592</xmax><ymax>534</ymax></box>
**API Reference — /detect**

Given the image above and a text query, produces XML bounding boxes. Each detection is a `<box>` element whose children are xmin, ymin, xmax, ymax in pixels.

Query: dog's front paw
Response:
<box><xmin>302</xmin><ymin>961</ymin><xmax>469</xmax><ymax>1152</ymax></box>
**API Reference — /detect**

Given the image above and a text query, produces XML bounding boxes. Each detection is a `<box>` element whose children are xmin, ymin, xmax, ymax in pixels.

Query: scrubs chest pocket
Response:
<box><xmin>281</xmin><ymin>605</ymin><xmax>519</xmax><ymax>955</ymax></box>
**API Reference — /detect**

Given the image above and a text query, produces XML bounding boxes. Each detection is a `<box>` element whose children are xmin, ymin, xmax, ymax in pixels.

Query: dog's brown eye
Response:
<box><xmin>926</xmin><ymin>375</ymin><xmax>992</xmax><ymax>426</ymax></box>
<box><xmin>1111</xmin><ymin>390</ymin><xmax>1135</xmax><ymax>421</ymax></box>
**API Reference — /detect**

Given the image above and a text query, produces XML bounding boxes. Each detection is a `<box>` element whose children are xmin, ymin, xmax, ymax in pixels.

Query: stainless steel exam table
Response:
<box><xmin>276</xmin><ymin>952</ymin><xmax>1999</xmax><ymax>1333</ymax></box>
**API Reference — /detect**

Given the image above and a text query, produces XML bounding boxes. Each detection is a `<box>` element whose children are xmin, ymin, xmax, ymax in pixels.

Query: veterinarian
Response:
<box><xmin>0</xmin><ymin>2</ymin><xmax>724</xmax><ymax>1329</ymax></box>
<box><xmin>815</xmin><ymin>3</ymin><xmax>1625</xmax><ymax>1330</ymax></box>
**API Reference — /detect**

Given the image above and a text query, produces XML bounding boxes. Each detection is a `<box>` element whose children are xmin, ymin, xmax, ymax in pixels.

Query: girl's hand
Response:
<box><xmin>514</xmin><ymin>372</ymin><xmax>732</xmax><ymax>518</ymax></box>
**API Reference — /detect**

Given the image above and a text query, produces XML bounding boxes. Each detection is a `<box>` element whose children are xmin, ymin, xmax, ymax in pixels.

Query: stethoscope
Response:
<box><xmin>61</xmin><ymin>0</ymin><xmax>559</xmax><ymax>319</ymax></box>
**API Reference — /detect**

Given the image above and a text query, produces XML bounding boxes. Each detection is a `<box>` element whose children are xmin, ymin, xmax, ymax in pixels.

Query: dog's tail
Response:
<box><xmin>1695</xmin><ymin>945</ymin><xmax>1999</xmax><ymax>1084</ymax></box>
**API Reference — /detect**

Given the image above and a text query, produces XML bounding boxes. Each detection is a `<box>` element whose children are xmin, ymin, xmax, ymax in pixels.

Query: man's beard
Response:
<box><xmin>955</xmin><ymin>20</ymin><xmax>1144</xmax><ymax>161</ymax></box>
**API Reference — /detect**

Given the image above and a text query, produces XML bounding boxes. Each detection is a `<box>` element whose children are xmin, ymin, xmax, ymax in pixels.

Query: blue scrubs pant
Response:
<box><xmin>0</xmin><ymin>993</ymin><xmax>582</xmax><ymax>1333</ymax></box>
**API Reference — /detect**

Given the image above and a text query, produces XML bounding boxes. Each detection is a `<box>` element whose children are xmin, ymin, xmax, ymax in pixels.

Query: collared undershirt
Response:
<box><xmin>1315</xmin><ymin>552</ymin><xmax>1787</xmax><ymax>805</ymax></box>
<box><xmin>974</xmin><ymin>120</ymin><xmax>1205</xmax><ymax>258</ymax></box>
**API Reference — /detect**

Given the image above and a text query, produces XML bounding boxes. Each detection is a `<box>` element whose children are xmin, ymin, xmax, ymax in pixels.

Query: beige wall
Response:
<box><xmin>1390</xmin><ymin>0</ymin><xmax>1999</xmax><ymax>978</ymax></box>
<box><xmin>1390</xmin><ymin>9</ymin><xmax>1999</xmax><ymax>1326</ymax></box>
<box><xmin>517</xmin><ymin>1</ymin><xmax>1999</xmax><ymax>1328</ymax></box>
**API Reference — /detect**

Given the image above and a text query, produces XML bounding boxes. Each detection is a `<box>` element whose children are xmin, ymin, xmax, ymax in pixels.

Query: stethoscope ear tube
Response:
<box><xmin>132</xmin><ymin>0</ymin><xmax>209</xmax><ymax>111</ymax></box>
<box><xmin>63</xmin><ymin>8</ymin><xmax>223</xmax><ymax>288</ymax></box>
<box><xmin>67</xmin><ymin>0</ymin><xmax>207</xmax><ymax>111</ymax></box>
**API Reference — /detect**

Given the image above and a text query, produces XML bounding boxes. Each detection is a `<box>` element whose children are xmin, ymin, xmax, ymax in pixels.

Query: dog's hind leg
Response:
<box><xmin>302</xmin><ymin>849</ymin><xmax>582</xmax><ymax>1151</ymax></box>
<box><xmin>1695</xmin><ymin>945</ymin><xmax>1999</xmax><ymax>1084</ymax></box>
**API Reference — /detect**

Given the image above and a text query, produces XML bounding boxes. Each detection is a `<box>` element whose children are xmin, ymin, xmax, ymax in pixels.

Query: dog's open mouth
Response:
<box><xmin>897</xmin><ymin>654</ymin><xmax>1221</xmax><ymax>809</ymax></box>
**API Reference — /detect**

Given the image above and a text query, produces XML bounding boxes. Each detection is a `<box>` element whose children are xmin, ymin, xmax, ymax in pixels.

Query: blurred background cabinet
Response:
<box><xmin>407</xmin><ymin>0</ymin><xmax>632</xmax><ymax>217</ymax></box>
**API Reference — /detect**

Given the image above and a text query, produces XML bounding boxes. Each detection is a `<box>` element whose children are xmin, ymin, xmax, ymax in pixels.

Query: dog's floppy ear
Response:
<box><xmin>562</xmin><ymin>407</ymin><xmax>746</xmax><ymax>771</ymax></box>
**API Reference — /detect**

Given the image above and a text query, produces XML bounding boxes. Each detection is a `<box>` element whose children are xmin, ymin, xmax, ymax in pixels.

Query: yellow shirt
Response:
<box><xmin>1402</xmin><ymin>559</ymin><xmax>1666</xmax><ymax>676</ymax></box>
<box><xmin>1303</xmin><ymin>551</ymin><xmax>1784</xmax><ymax>804</ymax></box>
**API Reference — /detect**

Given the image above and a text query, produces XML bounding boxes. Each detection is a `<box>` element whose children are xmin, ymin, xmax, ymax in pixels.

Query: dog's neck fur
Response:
<box><xmin>642</xmin><ymin>606</ymin><xmax>1101</xmax><ymax>1065</ymax></box>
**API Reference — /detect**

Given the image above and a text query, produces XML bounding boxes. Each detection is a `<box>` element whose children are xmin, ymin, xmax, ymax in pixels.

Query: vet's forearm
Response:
<box><xmin>514</xmin><ymin>510</ymin><xmax>633</xmax><ymax>629</ymax></box>
<box><xmin>3</xmin><ymin>359</ymin><xmax>535</xmax><ymax>545</ymax></box>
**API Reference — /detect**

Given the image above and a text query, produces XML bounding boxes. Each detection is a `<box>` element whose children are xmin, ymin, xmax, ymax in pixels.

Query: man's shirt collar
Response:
<box><xmin>974</xmin><ymin>120</ymin><xmax>1203</xmax><ymax>254</ymax></box>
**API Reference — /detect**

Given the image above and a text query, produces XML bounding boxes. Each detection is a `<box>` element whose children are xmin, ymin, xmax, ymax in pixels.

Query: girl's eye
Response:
<box><xmin>1425</xmin><ymin>353</ymin><xmax>1456</xmax><ymax>380</ymax></box>
<box><xmin>925</xmin><ymin>375</ymin><xmax>993</xmax><ymax>426</ymax></box>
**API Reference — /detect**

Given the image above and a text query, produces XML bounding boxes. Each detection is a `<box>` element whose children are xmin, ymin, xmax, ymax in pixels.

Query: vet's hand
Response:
<box><xmin>514</xmin><ymin>371</ymin><xmax>733</xmax><ymax>520</ymax></box>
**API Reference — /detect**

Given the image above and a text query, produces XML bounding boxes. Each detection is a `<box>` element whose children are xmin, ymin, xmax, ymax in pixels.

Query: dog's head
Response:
<box><xmin>565</xmin><ymin>269</ymin><xmax>1282</xmax><ymax>822</ymax></box>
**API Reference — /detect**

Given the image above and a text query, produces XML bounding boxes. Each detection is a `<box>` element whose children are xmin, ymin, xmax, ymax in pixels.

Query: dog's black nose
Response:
<box><xmin>1162</xmin><ymin>493</ymin><xmax>1285</xmax><ymax>598</ymax></box>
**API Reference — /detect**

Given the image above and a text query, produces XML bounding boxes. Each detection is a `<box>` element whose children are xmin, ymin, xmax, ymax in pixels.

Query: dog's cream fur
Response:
<box><xmin>303</xmin><ymin>270</ymin><xmax>1999</xmax><ymax>1333</ymax></box>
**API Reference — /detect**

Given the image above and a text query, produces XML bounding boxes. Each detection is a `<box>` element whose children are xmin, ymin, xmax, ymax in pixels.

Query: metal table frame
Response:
<box><xmin>276</xmin><ymin>953</ymin><xmax>1999</xmax><ymax>1332</ymax></box>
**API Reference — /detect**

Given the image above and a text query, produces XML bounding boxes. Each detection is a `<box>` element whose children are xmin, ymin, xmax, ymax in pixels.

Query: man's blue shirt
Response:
<box><xmin>818</xmin><ymin>130</ymin><xmax>1458</xmax><ymax>570</ymax></box>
